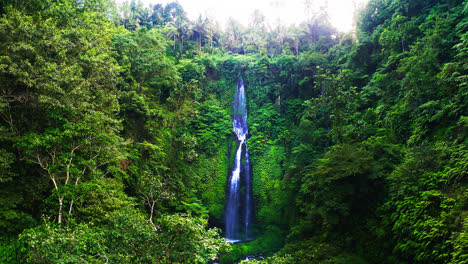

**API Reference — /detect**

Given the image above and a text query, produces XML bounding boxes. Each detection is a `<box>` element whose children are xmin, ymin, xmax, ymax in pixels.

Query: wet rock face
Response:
<box><xmin>225</xmin><ymin>78</ymin><xmax>254</xmax><ymax>241</ymax></box>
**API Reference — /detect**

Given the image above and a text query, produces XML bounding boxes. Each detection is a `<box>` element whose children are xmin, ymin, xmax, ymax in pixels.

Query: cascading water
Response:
<box><xmin>225</xmin><ymin>78</ymin><xmax>253</xmax><ymax>242</ymax></box>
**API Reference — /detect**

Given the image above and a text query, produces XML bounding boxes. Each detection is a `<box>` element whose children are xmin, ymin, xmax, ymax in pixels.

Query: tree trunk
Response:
<box><xmin>401</xmin><ymin>37</ymin><xmax>405</xmax><ymax>52</ymax></box>
<box><xmin>68</xmin><ymin>200</ymin><xmax>74</xmax><ymax>216</ymax></box>
<box><xmin>199</xmin><ymin>32</ymin><xmax>202</xmax><ymax>52</ymax></box>
<box><xmin>180</xmin><ymin>38</ymin><xmax>183</xmax><ymax>56</ymax></box>
<box><xmin>149</xmin><ymin>200</ymin><xmax>157</xmax><ymax>230</ymax></box>
<box><xmin>58</xmin><ymin>197</ymin><xmax>63</xmax><ymax>224</ymax></box>
<box><xmin>50</xmin><ymin>174</ymin><xmax>63</xmax><ymax>224</ymax></box>
<box><xmin>68</xmin><ymin>175</ymin><xmax>82</xmax><ymax>218</ymax></box>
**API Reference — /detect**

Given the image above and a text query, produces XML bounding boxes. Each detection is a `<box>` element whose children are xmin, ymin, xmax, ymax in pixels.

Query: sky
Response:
<box><xmin>119</xmin><ymin>0</ymin><xmax>370</xmax><ymax>32</ymax></box>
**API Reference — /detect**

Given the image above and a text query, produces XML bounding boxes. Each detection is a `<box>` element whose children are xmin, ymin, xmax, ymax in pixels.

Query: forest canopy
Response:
<box><xmin>0</xmin><ymin>0</ymin><xmax>467</xmax><ymax>263</ymax></box>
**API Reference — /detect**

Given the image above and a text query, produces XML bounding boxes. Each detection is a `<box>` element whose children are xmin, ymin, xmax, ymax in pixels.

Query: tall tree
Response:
<box><xmin>112</xmin><ymin>28</ymin><xmax>179</xmax><ymax>98</ymax></box>
<box><xmin>0</xmin><ymin>3</ymin><xmax>122</xmax><ymax>224</ymax></box>
<box><xmin>173</xmin><ymin>16</ymin><xmax>191</xmax><ymax>56</ymax></box>
<box><xmin>249</xmin><ymin>9</ymin><xmax>266</xmax><ymax>32</ymax></box>
<box><xmin>151</xmin><ymin>3</ymin><xmax>165</xmax><ymax>26</ymax></box>
<box><xmin>163</xmin><ymin>1</ymin><xmax>185</xmax><ymax>25</ymax></box>
<box><xmin>193</xmin><ymin>15</ymin><xmax>208</xmax><ymax>52</ymax></box>
<box><xmin>205</xmin><ymin>18</ymin><xmax>220</xmax><ymax>52</ymax></box>
<box><xmin>222</xmin><ymin>17</ymin><xmax>244</xmax><ymax>52</ymax></box>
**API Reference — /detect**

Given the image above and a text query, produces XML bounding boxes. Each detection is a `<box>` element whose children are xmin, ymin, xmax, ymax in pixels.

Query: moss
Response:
<box><xmin>220</xmin><ymin>225</ymin><xmax>286</xmax><ymax>264</ymax></box>
<box><xmin>197</xmin><ymin>146</ymin><xmax>230</xmax><ymax>220</ymax></box>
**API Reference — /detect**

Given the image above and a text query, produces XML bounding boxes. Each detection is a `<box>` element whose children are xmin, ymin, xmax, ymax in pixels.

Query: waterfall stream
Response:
<box><xmin>225</xmin><ymin>78</ymin><xmax>253</xmax><ymax>242</ymax></box>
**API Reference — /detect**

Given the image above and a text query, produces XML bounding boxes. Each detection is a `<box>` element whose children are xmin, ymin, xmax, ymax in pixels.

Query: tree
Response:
<box><xmin>249</xmin><ymin>9</ymin><xmax>266</xmax><ymax>32</ymax></box>
<box><xmin>151</xmin><ymin>3</ymin><xmax>165</xmax><ymax>26</ymax></box>
<box><xmin>18</xmin><ymin>114</ymin><xmax>121</xmax><ymax>224</ymax></box>
<box><xmin>272</xmin><ymin>22</ymin><xmax>287</xmax><ymax>54</ymax></box>
<box><xmin>286</xmin><ymin>26</ymin><xmax>301</xmax><ymax>56</ymax></box>
<box><xmin>154</xmin><ymin>214</ymin><xmax>228</xmax><ymax>263</ymax></box>
<box><xmin>193</xmin><ymin>15</ymin><xmax>208</xmax><ymax>52</ymax></box>
<box><xmin>0</xmin><ymin>5</ymin><xmax>122</xmax><ymax>225</ymax></box>
<box><xmin>378</xmin><ymin>15</ymin><xmax>411</xmax><ymax>54</ymax></box>
<box><xmin>173</xmin><ymin>16</ymin><xmax>191</xmax><ymax>56</ymax></box>
<box><xmin>205</xmin><ymin>19</ymin><xmax>219</xmax><ymax>52</ymax></box>
<box><xmin>112</xmin><ymin>28</ymin><xmax>179</xmax><ymax>97</ymax></box>
<box><xmin>300</xmin><ymin>13</ymin><xmax>337</xmax><ymax>53</ymax></box>
<box><xmin>222</xmin><ymin>17</ymin><xmax>244</xmax><ymax>53</ymax></box>
<box><xmin>303</xmin><ymin>68</ymin><xmax>357</xmax><ymax>143</ymax></box>
<box><xmin>120</xmin><ymin>0</ymin><xmax>150</xmax><ymax>30</ymax></box>
<box><xmin>163</xmin><ymin>1</ymin><xmax>185</xmax><ymax>25</ymax></box>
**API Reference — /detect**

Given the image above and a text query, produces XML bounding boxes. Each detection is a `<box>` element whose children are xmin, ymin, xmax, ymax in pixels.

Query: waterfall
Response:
<box><xmin>225</xmin><ymin>78</ymin><xmax>253</xmax><ymax>242</ymax></box>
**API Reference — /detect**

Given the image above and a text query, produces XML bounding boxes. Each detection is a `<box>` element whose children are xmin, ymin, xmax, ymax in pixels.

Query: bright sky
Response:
<box><xmin>121</xmin><ymin>0</ymin><xmax>369</xmax><ymax>32</ymax></box>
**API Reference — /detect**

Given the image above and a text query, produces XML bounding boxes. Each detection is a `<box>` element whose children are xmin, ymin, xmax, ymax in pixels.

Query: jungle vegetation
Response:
<box><xmin>0</xmin><ymin>0</ymin><xmax>467</xmax><ymax>263</ymax></box>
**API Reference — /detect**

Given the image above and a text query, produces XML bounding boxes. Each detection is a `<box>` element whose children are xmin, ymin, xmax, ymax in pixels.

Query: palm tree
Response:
<box><xmin>303</xmin><ymin>0</ymin><xmax>313</xmax><ymax>19</ymax></box>
<box><xmin>120</xmin><ymin>0</ymin><xmax>145</xmax><ymax>31</ymax></box>
<box><xmin>205</xmin><ymin>19</ymin><xmax>220</xmax><ymax>52</ymax></box>
<box><xmin>273</xmin><ymin>21</ymin><xmax>286</xmax><ymax>51</ymax></box>
<box><xmin>304</xmin><ymin>21</ymin><xmax>319</xmax><ymax>43</ymax></box>
<box><xmin>224</xmin><ymin>17</ymin><xmax>243</xmax><ymax>52</ymax></box>
<box><xmin>249</xmin><ymin>9</ymin><xmax>266</xmax><ymax>32</ymax></box>
<box><xmin>151</xmin><ymin>3</ymin><xmax>165</xmax><ymax>26</ymax></box>
<box><xmin>300</xmin><ymin>12</ymin><xmax>336</xmax><ymax>51</ymax></box>
<box><xmin>193</xmin><ymin>15</ymin><xmax>208</xmax><ymax>52</ymax></box>
<box><xmin>163</xmin><ymin>2</ymin><xmax>185</xmax><ymax>25</ymax></box>
<box><xmin>173</xmin><ymin>16</ymin><xmax>190</xmax><ymax>56</ymax></box>
<box><xmin>165</xmin><ymin>25</ymin><xmax>178</xmax><ymax>50</ymax></box>
<box><xmin>286</xmin><ymin>25</ymin><xmax>301</xmax><ymax>56</ymax></box>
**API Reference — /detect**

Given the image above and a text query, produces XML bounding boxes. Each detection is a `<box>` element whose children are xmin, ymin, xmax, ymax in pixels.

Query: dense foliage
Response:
<box><xmin>0</xmin><ymin>0</ymin><xmax>467</xmax><ymax>263</ymax></box>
